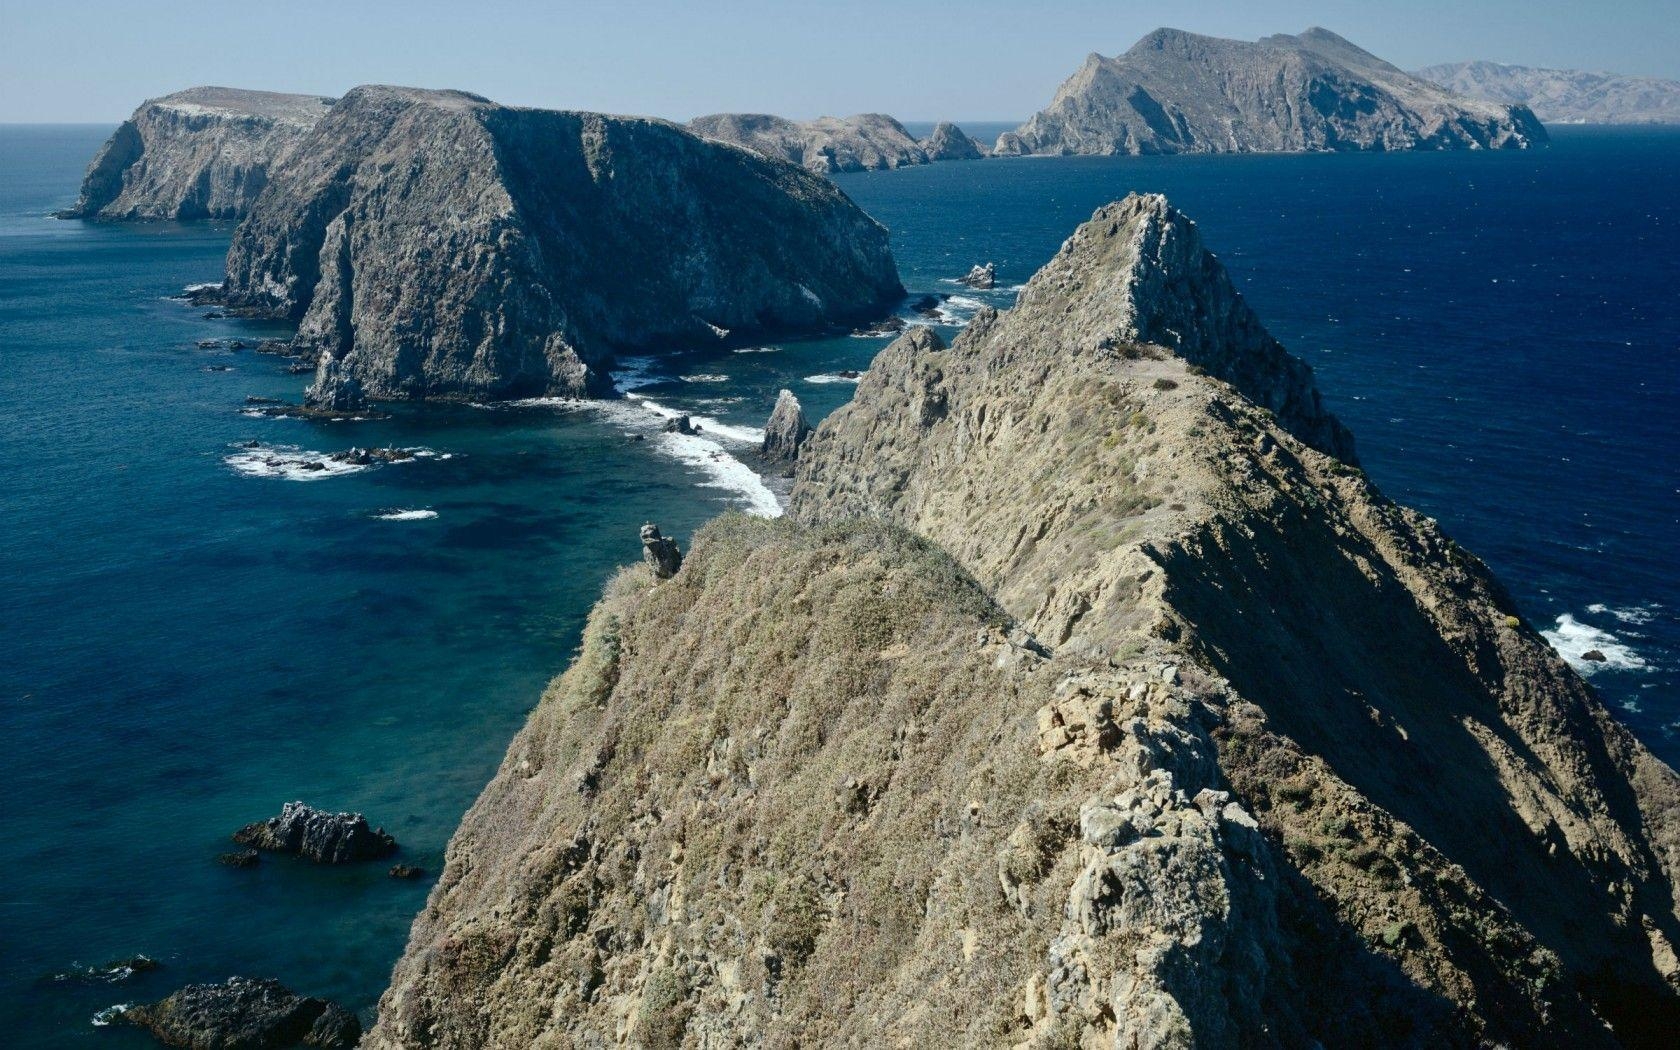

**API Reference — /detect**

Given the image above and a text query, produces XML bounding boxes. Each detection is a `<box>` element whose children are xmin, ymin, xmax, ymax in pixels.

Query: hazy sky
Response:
<box><xmin>3</xmin><ymin>0</ymin><xmax>1677</xmax><ymax>123</ymax></box>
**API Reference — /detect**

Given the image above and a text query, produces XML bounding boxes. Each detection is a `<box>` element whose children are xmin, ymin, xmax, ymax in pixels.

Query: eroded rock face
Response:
<box><xmin>688</xmin><ymin>112</ymin><xmax>931</xmax><ymax>173</ymax></box>
<box><xmin>760</xmin><ymin>389</ymin><xmax>812</xmax><ymax>467</ymax></box>
<box><xmin>58</xmin><ymin>87</ymin><xmax>333</xmax><ymax>221</ymax></box>
<box><xmin>217</xmin><ymin>86</ymin><xmax>903</xmax><ymax>408</ymax></box>
<box><xmin>233</xmin><ymin>801</ymin><xmax>396</xmax><ymax>863</ymax></box>
<box><xmin>1005</xmin><ymin>27</ymin><xmax>1546</xmax><ymax>156</ymax></box>
<box><xmin>118</xmin><ymin>977</ymin><xmax>360</xmax><ymax>1049</ymax></box>
<box><xmin>639</xmin><ymin>524</ymin><xmax>683</xmax><ymax>579</ymax></box>
<box><xmin>366</xmin><ymin>194</ymin><xmax>1680</xmax><ymax>1047</ymax></box>
<box><xmin>921</xmin><ymin>121</ymin><xmax>988</xmax><ymax>160</ymax></box>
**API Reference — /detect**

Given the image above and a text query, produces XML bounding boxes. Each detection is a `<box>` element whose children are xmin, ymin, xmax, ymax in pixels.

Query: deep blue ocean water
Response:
<box><xmin>1</xmin><ymin>124</ymin><xmax>1675</xmax><ymax>1045</ymax></box>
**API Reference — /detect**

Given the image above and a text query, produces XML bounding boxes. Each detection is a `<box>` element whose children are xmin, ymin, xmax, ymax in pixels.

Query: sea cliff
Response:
<box><xmin>212</xmin><ymin>86</ymin><xmax>903</xmax><ymax>407</ymax></box>
<box><xmin>364</xmin><ymin>195</ymin><xmax>1680</xmax><ymax>1047</ymax></box>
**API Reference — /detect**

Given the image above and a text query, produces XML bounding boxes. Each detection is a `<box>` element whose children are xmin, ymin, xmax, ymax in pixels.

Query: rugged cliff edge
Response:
<box><xmin>367</xmin><ymin>195</ymin><xmax>1678</xmax><ymax>1047</ymax></box>
<box><xmin>57</xmin><ymin>87</ymin><xmax>334</xmax><ymax>221</ymax></box>
<box><xmin>215</xmin><ymin>86</ymin><xmax>902</xmax><ymax>407</ymax></box>
<box><xmin>1416</xmin><ymin>61</ymin><xmax>1680</xmax><ymax>126</ymax></box>
<box><xmin>687</xmin><ymin>113</ymin><xmax>932</xmax><ymax>173</ymax></box>
<box><xmin>997</xmin><ymin>27</ymin><xmax>1546</xmax><ymax>156</ymax></box>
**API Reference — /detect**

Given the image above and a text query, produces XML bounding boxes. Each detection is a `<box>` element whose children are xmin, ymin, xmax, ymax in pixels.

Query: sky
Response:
<box><xmin>2</xmin><ymin>0</ymin><xmax>1677</xmax><ymax>123</ymax></box>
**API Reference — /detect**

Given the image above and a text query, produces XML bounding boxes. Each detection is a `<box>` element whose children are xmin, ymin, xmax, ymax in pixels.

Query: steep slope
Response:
<box><xmin>217</xmin><ymin>86</ymin><xmax>902</xmax><ymax>407</ymax></box>
<box><xmin>368</xmin><ymin>196</ymin><xmax>1679</xmax><ymax>1047</ymax></box>
<box><xmin>1417</xmin><ymin>61</ymin><xmax>1680</xmax><ymax>125</ymax></box>
<box><xmin>57</xmin><ymin>87</ymin><xmax>334</xmax><ymax>221</ymax></box>
<box><xmin>687</xmin><ymin>113</ymin><xmax>931</xmax><ymax>173</ymax></box>
<box><xmin>997</xmin><ymin>28</ymin><xmax>1546</xmax><ymax>156</ymax></box>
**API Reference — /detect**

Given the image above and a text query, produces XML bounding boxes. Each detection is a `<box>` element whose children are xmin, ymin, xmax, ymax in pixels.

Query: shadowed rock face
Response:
<box><xmin>58</xmin><ymin>87</ymin><xmax>334</xmax><ymax>221</ymax></box>
<box><xmin>997</xmin><ymin>27</ymin><xmax>1547</xmax><ymax>156</ymax></box>
<box><xmin>213</xmin><ymin>86</ymin><xmax>902</xmax><ymax>408</ymax></box>
<box><xmin>688</xmin><ymin>112</ymin><xmax>931</xmax><ymax>173</ymax></box>
<box><xmin>119</xmin><ymin>977</ymin><xmax>360</xmax><ymax>1049</ymax></box>
<box><xmin>365</xmin><ymin>195</ymin><xmax>1679</xmax><ymax>1048</ymax></box>
<box><xmin>1416</xmin><ymin>61</ymin><xmax>1680</xmax><ymax>125</ymax></box>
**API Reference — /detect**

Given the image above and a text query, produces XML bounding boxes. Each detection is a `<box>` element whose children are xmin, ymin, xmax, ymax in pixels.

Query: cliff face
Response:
<box><xmin>369</xmin><ymin>196</ymin><xmax>1680</xmax><ymax>1047</ymax></box>
<box><xmin>997</xmin><ymin>28</ymin><xmax>1547</xmax><ymax>156</ymax></box>
<box><xmin>58</xmin><ymin>87</ymin><xmax>333</xmax><ymax>221</ymax></box>
<box><xmin>688</xmin><ymin>113</ymin><xmax>931</xmax><ymax>173</ymax></box>
<box><xmin>1416</xmin><ymin>61</ymin><xmax>1680</xmax><ymax>125</ymax></box>
<box><xmin>216</xmin><ymin>86</ymin><xmax>902</xmax><ymax>406</ymax></box>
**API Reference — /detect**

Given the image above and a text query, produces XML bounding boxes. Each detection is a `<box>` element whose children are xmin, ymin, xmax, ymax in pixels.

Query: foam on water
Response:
<box><xmin>732</xmin><ymin>346</ymin><xmax>781</xmax><ymax>354</ymax></box>
<box><xmin>1587</xmin><ymin>602</ymin><xmax>1659</xmax><ymax>626</ymax></box>
<box><xmin>375</xmin><ymin>509</ymin><xmax>439</xmax><ymax>521</ymax></box>
<box><xmin>225</xmin><ymin>444</ymin><xmax>371</xmax><ymax>481</ymax></box>
<box><xmin>805</xmin><ymin>372</ymin><xmax>862</xmax><ymax>384</ymax></box>
<box><xmin>682</xmin><ymin>374</ymin><xmax>730</xmax><ymax>383</ymax></box>
<box><xmin>90</xmin><ymin>1005</ymin><xmax>132</xmax><ymax>1027</ymax></box>
<box><xmin>1542</xmin><ymin>612</ymin><xmax>1653</xmax><ymax>675</ymax></box>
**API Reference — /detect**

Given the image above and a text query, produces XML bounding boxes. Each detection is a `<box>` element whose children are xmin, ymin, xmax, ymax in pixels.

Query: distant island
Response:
<box><xmin>996</xmin><ymin>27</ymin><xmax>1546</xmax><ymax>156</ymax></box>
<box><xmin>687</xmin><ymin>113</ymin><xmax>987</xmax><ymax>173</ymax></box>
<box><xmin>1415</xmin><ymin>61</ymin><xmax>1680</xmax><ymax>125</ymax></box>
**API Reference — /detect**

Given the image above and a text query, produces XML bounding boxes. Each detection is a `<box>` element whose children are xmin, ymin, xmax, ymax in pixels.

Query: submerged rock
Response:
<box><xmin>57</xmin><ymin>88</ymin><xmax>334</xmax><ymax>222</ymax></box>
<box><xmin>760</xmin><ymin>389</ymin><xmax>812</xmax><ymax>469</ymax></box>
<box><xmin>1005</xmin><ymin>27</ymin><xmax>1546</xmax><ymax>156</ymax></box>
<box><xmin>209</xmin><ymin>85</ymin><xmax>901</xmax><ymax>410</ymax></box>
<box><xmin>640</xmin><ymin>524</ymin><xmax>682</xmax><ymax>580</ymax></box>
<box><xmin>388</xmin><ymin>864</ymin><xmax>425</xmax><ymax>880</ymax></box>
<box><xmin>43</xmin><ymin>955</ymin><xmax>158</xmax><ymax>986</ymax></box>
<box><xmin>116</xmin><ymin>977</ymin><xmax>359</xmax><ymax>1049</ymax></box>
<box><xmin>218</xmin><ymin>849</ymin><xmax>261</xmax><ymax>868</ymax></box>
<box><xmin>233</xmin><ymin>801</ymin><xmax>396</xmax><ymax>863</ymax></box>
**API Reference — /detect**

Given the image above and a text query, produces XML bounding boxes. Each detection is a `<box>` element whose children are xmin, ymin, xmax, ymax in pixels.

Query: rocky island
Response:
<box><xmin>687</xmin><ymin>112</ymin><xmax>933</xmax><ymax>173</ymax></box>
<box><xmin>57</xmin><ymin>87</ymin><xmax>334</xmax><ymax>221</ymax></box>
<box><xmin>920</xmin><ymin>121</ymin><xmax>989</xmax><ymax>161</ymax></box>
<box><xmin>360</xmin><ymin>195</ymin><xmax>1679</xmax><ymax>1047</ymax></box>
<box><xmin>995</xmin><ymin>27</ymin><xmax>1547</xmax><ymax>156</ymax></box>
<box><xmin>1416</xmin><ymin>61</ymin><xmax>1680</xmax><ymax>125</ymax></box>
<box><xmin>202</xmin><ymin>85</ymin><xmax>903</xmax><ymax>408</ymax></box>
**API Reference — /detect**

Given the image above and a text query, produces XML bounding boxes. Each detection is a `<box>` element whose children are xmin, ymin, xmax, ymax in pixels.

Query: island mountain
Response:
<box><xmin>996</xmin><ymin>28</ymin><xmax>1547</xmax><ymax>156</ymax></box>
<box><xmin>363</xmin><ymin>196</ymin><xmax>1678</xmax><ymax>1047</ymax></box>
<box><xmin>1415</xmin><ymin>61</ymin><xmax>1680</xmax><ymax>125</ymax></box>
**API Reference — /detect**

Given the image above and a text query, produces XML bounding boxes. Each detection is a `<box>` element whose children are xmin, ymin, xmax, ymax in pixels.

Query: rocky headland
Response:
<box><xmin>687</xmin><ymin>112</ymin><xmax>933</xmax><ymax>173</ymax></box>
<box><xmin>361</xmin><ymin>194</ymin><xmax>1680</xmax><ymax>1047</ymax></box>
<box><xmin>57</xmin><ymin>87</ymin><xmax>334</xmax><ymax>221</ymax></box>
<box><xmin>996</xmin><ymin>27</ymin><xmax>1547</xmax><ymax>156</ymax></box>
<box><xmin>199</xmin><ymin>85</ymin><xmax>903</xmax><ymax>409</ymax></box>
<box><xmin>1416</xmin><ymin>61</ymin><xmax>1680</xmax><ymax>125</ymax></box>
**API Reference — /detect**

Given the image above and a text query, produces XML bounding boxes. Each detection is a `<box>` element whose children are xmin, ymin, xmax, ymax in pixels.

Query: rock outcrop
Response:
<box><xmin>57</xmin><ymin>87</ymin><xmax>333</xmax><ymax>221</ymax></box>
<box><xmin>212</xmin><ymin>85</ymin><xmax>901</xmax><ymax>408</ymax></box>
<box><xmin>957</xmin><ymin>262</ymin><xmax>996</xmax><ymax>289</ymax></box>
<box><xmin>688</xmin><ymin>112</ymin><xmax>931</xmax><ymax>173</ymax></box>
<box><xmin>639</xmin><ymin>524</ymin><xmax>683</xmax><ymax>580</ymax></box>
<box><xmin>233</xmin><ymin>801</ymin><xmax>396</xmax><ymax>863</ymax></box>
<box><xmin>997</xmin><ymin>27</ymin><xmax>1546</xmax><ymax>156</ymax></box>
<box><xmin>920</xmin><ymin>121</ymin><xmax>988</xmax><ymax>160</ymax></box>
<box><xmin>760</xmin><ymin>388</ymin><xmax>812</xmax><ymax>468</ymax></box>
<box><xmin>365</xmin><ymin>195</ymin><xmax>1679</xmax><ymax>1047</ymax></box>
<box><xmin>1416</xmin><ymin>61</ymin><xmax>1680</xmax><ymax>125</ymax></box>
<box><xmin>117</xmin><ymin>977</ymin><xmax>360</xmax><ymax>1049</ymax></box>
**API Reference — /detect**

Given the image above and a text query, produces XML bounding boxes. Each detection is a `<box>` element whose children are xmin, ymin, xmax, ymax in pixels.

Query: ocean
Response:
<box><xmin>1</xmin><ymin>123</ymin><xmax>1675</xmax><ymax>1044</ymax></box>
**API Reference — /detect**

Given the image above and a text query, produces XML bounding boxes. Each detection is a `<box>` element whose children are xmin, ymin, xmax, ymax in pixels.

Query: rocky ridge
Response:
<box><xmin>204</xmin><ymin>86</ymin><xmax>901</xmax><ymax>408</ymax></box>
<box><xmin>1415</xmin><ymin>61</ymin><xmax>1680</xmax><ymax>125</ymax></box>
<box><xmin>58</xmin><ymin>87</ymin><xmax>334</xmax><ymax>221</ymax></box>
<box><xmin>364</xmin><ymin>195</ymin><xmax>1679</xmax><ymax>1046</ymax></box>
<box><xmin>997</xmin><ymin>27</ymin><xmax>1546</xmax><ymax>156</ymax></box>
<box><xmin>687</xmin><ymin>112</ymin><xmax>933</xmax><ymax>173</ymax></box>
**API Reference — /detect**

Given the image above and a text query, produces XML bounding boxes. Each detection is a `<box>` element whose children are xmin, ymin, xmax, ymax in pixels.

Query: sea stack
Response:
<box><xmin>920</xmin><ymin>121</ymin><xmax>988</xmax><ymax>161</ymax></box>
<box><xmin>996</xmin><ymin>27</ymin><xmax>1546</xmax><ymax>156</ymax></box>
<box><xmin>760</xmin><ymin>389</ymin><xmax>813</xmax><ymax>468</ymax></box>
<box><xmin>57</xmin><ymin>87</ymin><xmax>334</xmax><ymax>221</ymax></box>
<box><xmin>207</xmin><ymin>85</ymin><xmax>902</xmax><ymax>409</ymax></box>
<box><xmin>361</xmin><ymin>195</ymin><xmax>1680</xmax><ymax>1046</ymax></box>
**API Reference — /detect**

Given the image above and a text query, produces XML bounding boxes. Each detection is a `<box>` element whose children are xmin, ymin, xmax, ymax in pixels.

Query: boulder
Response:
<box><xmin>233</xmin><ymin>801</ymin><xmax>396</xmax><ymax>863</ymax></box>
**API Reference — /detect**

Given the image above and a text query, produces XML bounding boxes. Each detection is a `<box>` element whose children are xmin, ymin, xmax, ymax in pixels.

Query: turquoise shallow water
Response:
<box><xmin>1</xmin><ymin>124</ymin><xmax>1676</xmax><ymax>1044</ymax></box>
